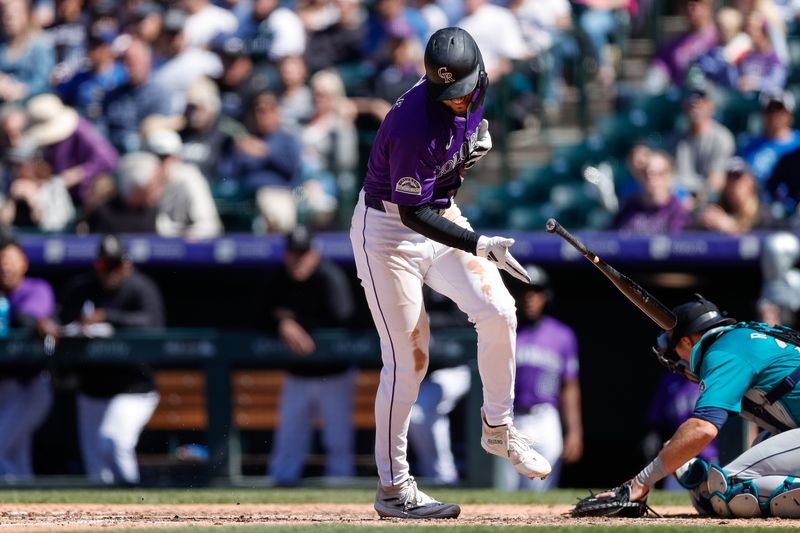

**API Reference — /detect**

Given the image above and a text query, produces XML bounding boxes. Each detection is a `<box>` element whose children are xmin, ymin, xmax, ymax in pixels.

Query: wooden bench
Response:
<box><xmin>146</xmin><ymin>369</ymin><xmax>380</xmax><ymax>432</ymax></box>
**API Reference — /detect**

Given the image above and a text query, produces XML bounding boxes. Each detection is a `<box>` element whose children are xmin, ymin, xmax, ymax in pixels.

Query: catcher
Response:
<box><xmin>575</xmin><ymin>294</ymin><xmax>800</xmax><ymax>519</ymax></box>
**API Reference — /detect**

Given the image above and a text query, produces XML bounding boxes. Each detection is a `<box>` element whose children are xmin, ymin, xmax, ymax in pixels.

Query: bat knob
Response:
<box><xmin>545</xmin><ymin>218</ymin><xmax>558</xmax><ymax>233</ymax></box>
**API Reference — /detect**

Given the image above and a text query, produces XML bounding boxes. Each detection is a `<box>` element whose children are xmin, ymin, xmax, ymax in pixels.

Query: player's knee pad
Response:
<box><xmin>726</xmin><ymin>481</ymin><xmax>762</xmax><ymax>518</ymax></box>
<box><xmin>767</xmin><ymin>477</ymin><xmax>800</xmax><ymax>518</ymax></box>
<box><xmin>708</xmin><ymin>464</ymin><xmax>733</xmax><ymax>517</ymax></box>
<box><xmin>675</xmin><ymin>457</ymin><xmax>709</xmax><ymax>490</ymax></box>
<box><xmin>674</xmin><ymin>457</ymin><xmax>715</xmax><ymax>516</ymax></box>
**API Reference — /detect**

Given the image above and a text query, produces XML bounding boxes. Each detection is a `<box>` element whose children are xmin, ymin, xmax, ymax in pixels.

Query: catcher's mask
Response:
<box><xmin>652</xmin><ymin>294</ymin><xmax>735</xmax><ymax>382</ymax></box>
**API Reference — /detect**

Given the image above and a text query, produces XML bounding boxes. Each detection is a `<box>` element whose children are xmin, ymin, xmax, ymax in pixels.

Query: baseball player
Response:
<box><xmin>503</xmin><ymin>265</ymin><xmax>583</xmax><ymax>491</ymax></box>
<box><xmin>595</xmin><ymin>294</ymin><xmax>800</xmax><ymax>518</ymax></box>
<box><xmin>350</xmin><ymin>27</ymin><xmax>550</xmax><ymax>519</ymax></box>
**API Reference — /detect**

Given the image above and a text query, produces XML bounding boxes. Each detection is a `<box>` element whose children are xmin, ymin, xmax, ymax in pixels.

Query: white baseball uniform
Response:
<box><xmin>351</xmin><ymin>191</ymin><xmax>518</xmax><ymax>486</ymax></box>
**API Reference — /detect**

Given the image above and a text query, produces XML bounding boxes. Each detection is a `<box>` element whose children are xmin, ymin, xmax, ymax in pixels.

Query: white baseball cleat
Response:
<box><xmin>374</xmin><ymin>476</ymin><xmax>461</xmax><ymax>519</ymax></box>
<box><xmin>480</xmin><ymin>410</ymin><xmax>552</xmax><ymax>479</ymax></box>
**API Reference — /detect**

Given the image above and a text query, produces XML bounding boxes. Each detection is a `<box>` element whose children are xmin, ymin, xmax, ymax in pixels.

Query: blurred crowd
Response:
<box><xmin>0</xmin><ymin>0</ymin><xmax>796</xmax><ymax>237</ymax></box>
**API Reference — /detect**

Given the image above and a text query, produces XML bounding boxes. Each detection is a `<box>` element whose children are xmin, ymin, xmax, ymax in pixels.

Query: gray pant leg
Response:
<box><xmin>724</xmin><ymin>428</ymin><xmax>800</xmax><ymax>480</ymax></box>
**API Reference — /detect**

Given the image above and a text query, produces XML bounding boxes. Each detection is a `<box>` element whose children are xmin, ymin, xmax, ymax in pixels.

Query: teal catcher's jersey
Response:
<box><xmin>691</xmin><ymin>323</ymin><xmax>800</xmax><ymax>433</ymax></box>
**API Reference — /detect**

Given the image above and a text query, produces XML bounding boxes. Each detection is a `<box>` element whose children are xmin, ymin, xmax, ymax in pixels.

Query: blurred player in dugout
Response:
<box><xmin>265</xmin><ymin>226</ymin><xmax>356</xmax><ymax>485</ymax></box>
<box><xmin>503</xmin><ymin>265</ymin><xmax>584</xmax><ymax>490</ymax></box>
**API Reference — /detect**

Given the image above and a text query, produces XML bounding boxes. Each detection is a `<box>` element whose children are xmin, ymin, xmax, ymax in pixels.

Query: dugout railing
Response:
<box><xmin>0</xmin><ymin>328</ymin><xmax>503</xmax><ymax>486</ymax></box>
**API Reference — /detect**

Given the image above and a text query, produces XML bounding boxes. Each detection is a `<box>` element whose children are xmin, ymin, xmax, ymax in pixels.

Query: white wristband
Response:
<box><xmin>635</xmin><ymin>455</ymin><xmax>669</xmax><ymax>487</ymax></box>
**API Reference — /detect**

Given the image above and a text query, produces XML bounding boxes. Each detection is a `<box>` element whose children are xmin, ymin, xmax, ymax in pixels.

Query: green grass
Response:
<box><xmin>0</xmin><ymin>488</ymin><xmax>690</xmax><ymax>506</ymax></box>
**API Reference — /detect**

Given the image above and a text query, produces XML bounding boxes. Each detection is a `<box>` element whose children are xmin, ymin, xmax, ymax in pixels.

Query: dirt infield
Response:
<box><xmin>0</xmin><ymin>503</ymin><xmax>797</xmax><ymax>530</ymax></box>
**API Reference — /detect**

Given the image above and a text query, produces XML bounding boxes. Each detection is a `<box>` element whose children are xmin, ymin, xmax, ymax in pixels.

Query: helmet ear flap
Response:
<box><xmin>469</xmin><ymin>66</ymin><xmax>487</xmax><ymax>113</ymax></box>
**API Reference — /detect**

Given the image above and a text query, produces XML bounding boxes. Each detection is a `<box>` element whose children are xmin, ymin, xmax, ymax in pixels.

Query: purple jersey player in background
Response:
<box><xmin>503</xmin><ymin>264</ymin><xmax>583</xmax><ymax>491</ymax></box>
<box><xmin>350</xmin><ymin>27</ymin><xmax>551</xmax><ymax>519</ymax></box>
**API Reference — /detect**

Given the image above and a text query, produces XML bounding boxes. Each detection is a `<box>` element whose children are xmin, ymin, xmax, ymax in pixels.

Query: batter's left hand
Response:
<box><xmin>476</xmin><ymin>235</ymin><xmax>530</xmax><ymax>284</ymax></box>
<box><xmin>463</xmin><ymin>119</ymin><xmax>491</xmax><ymax>170</ymax></box>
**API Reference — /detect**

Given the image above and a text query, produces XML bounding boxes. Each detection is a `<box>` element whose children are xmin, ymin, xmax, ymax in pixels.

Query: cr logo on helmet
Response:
<box><xmin>438</xmin><ymin>67</ymin><xmax>455</xmax><ymax>84</ymax></box>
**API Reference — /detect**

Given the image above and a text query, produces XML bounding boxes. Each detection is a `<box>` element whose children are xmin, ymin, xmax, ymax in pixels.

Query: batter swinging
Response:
<box><xmin>350</xmin><ymin>27</ymin><xmax>551</xmax><ymax>519</ymax></box>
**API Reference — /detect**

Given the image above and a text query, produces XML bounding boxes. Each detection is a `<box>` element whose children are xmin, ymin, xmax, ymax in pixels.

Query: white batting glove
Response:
<box><xmin>476</xmin><ymin>235</ymin><xmax>531</xmax><ymax>284</ymax></box>
<box><xmin>463</xmin><ymin>119</ymin><xmax>491</xmax><ymax>170</ymax></box>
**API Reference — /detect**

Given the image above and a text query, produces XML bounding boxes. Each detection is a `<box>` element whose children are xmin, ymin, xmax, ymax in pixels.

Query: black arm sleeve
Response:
<box><xmin>398</xmin><ymin>204</ymin><xmax>480</xmax><ymax>254</ymax></box>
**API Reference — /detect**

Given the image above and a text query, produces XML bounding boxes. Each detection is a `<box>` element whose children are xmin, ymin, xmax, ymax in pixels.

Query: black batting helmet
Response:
<box><xmin>424</xmin><ymin>27</ymin><xmax>486</xmax><ymax>104</ymax></box>
<box><xmin>653</xmin><ymin>294</ymin><xmax>736</xmax><ymax>381</ymax></box>
<box><xmin>525</xmin><ymin>264</ymin><xmax>554</xmax><ymax>301</ymax></box>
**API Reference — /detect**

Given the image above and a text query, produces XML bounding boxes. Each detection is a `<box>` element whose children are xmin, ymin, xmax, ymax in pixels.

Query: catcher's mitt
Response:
<box><xmin>571</xmin><ymin>482</ymin><xmax>656</xmax><ymax>518</ymax></box>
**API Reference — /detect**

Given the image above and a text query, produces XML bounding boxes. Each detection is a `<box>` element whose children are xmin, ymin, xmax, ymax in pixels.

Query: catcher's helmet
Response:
<box><xmin>424</xmin><ymin>27</ymin><xmax>486</xmax><ymax>106</ymax></box>
<box><xmin>653</xmin><ymin>294</ymin><xmax>735</xmax><ymax>381</ymax></box>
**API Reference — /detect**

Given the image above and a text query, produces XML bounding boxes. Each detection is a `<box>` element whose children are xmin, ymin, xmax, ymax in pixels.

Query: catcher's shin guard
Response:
<box><xmin>767</xmin><ymin>477</ymin><xmax>800</xmax><ymax>518</ymax></box>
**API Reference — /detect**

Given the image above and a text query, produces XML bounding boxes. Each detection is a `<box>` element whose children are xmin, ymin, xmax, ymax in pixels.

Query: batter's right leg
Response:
<box><xmin>351</xmin><ymin>202</ymin><xmax>429</xmax><ymax>487</ymax></box>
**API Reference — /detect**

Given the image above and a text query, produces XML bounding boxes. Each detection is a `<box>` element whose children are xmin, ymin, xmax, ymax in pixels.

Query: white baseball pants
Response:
<box><xmin>408</xmin><ymin>365</ymin><xmax>472</xmax><ymax>484</ymax></box>
<box><xmin>351</xmin><ymin>191</ymin><xmax>518</xmax><ymax>486</ymax></box>
<box><xmin>78</xmin><ymin>391</ymin><xmax>159</xmax><ymax>484</ymax></box>
<box><xmin>0</xmin><ymin>373</ymin><xmax>53</xmax><ymax>479</ymax></box>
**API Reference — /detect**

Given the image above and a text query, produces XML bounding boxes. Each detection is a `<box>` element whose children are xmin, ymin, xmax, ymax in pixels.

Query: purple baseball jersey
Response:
<box><xmin>648</xmin><ymin>373</ymin><xmax>718</xmax><ymax>461</ymax></box>
<box><xmin>363</xmin><ymin>77</ymin><xmax>484</xmax><ymax>209</ymax></box>
<box><xmin>514</xmin><ymin>316</ymin><xmax>579</xmax><ymax>411</ymax></box>
<box><xmin>8</xmin><ymin>277</ymin><xmax>55</xmax><ymax>321</ymax></box>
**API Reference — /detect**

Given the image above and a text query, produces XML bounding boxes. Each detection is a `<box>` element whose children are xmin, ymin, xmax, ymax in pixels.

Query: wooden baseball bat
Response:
<box><xmin>545</xmin><ymin>218</ymin><xmax>677</xmax><ymax>330</ymax></box>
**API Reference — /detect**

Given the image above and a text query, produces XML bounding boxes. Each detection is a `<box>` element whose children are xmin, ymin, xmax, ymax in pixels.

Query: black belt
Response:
<box><xmin>364</xmin><ymin>193</ymin><xmax>386</xmax><ymax>212</ymax></box>
<box><xmin>364</xmin><ymin>193</ymin><xmax>447</xmax><ymax>215</ymax></box>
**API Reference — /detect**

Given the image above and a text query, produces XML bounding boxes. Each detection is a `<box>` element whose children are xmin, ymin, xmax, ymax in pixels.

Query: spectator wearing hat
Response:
<box><xmin>101</xmin><ymin>37</ymin><xmax>176</xmax><ymax>154</ymax></box>
<box><xmin>44</xmin><ymin>0</ymin><xmax>90</xmax><ymax>85</ymax></box>
<box><xmin>179</xmin><ymin>76</ymin><xmax>234</xmax><ymax>182</ymax></box>
<box><xmin>127</xmin><ymin>1</ymin><xmax>164</xmax><ymax>46</ymax></box>
<box><xmin>693</xmin><ymin>157</ymin><xmax>777</xmax><ymax>234</ymax></box>
<box><xmin>265</xmin><ymin>225</ymin><xmax>356</xmax><ymax>486</ymax></box>
<box><xmin>151</xmin><ymin>8</ymin><xmax>223</xmax><ymax>115</ymax></box>
<box><xmin>26</xmin><ymin>94</ymin><xmax>119</xmax><ymax>205</ymax></box>
<box><xmin>739</xmin><ymin>91</ymin><xmax>800</xmax><ymax>186</ymax></box>
<box><xmin>143</xmin><ymin>129</ymin><xmax>223</xmax><ymax>239</ymax></box>
<box><xmin>613</xmin><ymin>150</ymin><xmax>692</xmax><ymax>234</ymax></box>
<box><xmin>181</xmin><ymin>0</ymin><xmax>239</xmax><ymax>49</ymax></box>
<box><xmin>85</xmin><ymin>152</ymin><xmax>160</xmax><ymax>234</ymax></box>
<box><xmin>211</xmin><ymin>33</ymin><xmax>271</xmax><ymax>123</ymax></box>
<box><xmin>59</xmin><ymin>234</ymin><xmax>164</xmax><ymax>484</ymax></box>
<box><xmin>370</xmin><ymin>28</ymin><xmax>424</xmax><ymax>105</ymax></box>
<box><xmin>235</xmin><ymin>0</ymin><xmax>306</xmax><ymax>62</ymax></box>
<box><xmin>57</xmin><ymin>23</ymin><xmax>128</xmax><ymax>121</ymax></box>
<box><xmin>0</xmin><ymin>240</ymin><xmax>57</xmax><ymax>480</ymax></box>
<box><xmin>0</xmin><ymin>0</ymin><xmax>56</xmax><ymax>103</ymax></box>
<box><xmin>669</xmin><ymin>84</ymin><xmax>735</xmax><ymax>205</ymax></box>
<box><xmin>219</xmin><ymin>90</ymin><xmax>302</xmax><ymax>233</ymax></box>
<box><xmin>0</xmin><ymin>136</ymin><xmax>75</xmax><ymax>232</ymax></box>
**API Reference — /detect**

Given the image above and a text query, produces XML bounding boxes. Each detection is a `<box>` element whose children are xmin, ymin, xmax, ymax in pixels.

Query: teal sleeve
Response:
<box><xmin>695</xmin><ymin>350</ymin><xmax>757</xmax><ymax>413</ymax></box>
